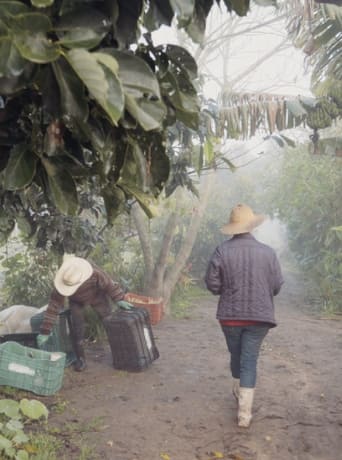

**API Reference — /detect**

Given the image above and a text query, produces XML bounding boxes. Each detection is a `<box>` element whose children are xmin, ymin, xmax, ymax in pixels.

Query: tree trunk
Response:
<box><xmin>131</xmin><ymin>202</ymin><xmax>154</xmax><ymax>289</ymax></box>
<box><xmin>132</xmin><ymin>173</ymin><xmax>214</xmax><ymax>315</ymax></box>
<box><xmin>149</xmin><ymin>211</ymin><xmax>180</xmax><ymax>295</ymax></box>
<box><xmin>162</xmin><ymin>173</ymin><xmax>214</xmax><ymax>309</ymax></box>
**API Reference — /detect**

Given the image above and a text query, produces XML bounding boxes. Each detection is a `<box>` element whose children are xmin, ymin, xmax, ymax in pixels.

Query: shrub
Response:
<box><xmin>0</xmin><ymin>249</ymin><xmax>58</xmax><ymax>309</ymax></box>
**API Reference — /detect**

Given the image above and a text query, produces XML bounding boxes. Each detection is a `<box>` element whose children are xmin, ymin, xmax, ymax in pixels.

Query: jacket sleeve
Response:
<box><xmin>271</xmin><ymin>252</ymin><xmax>284</xmax><ymax>296</ymax></box>
<box><xmin>40</xmin><ymin>289</ymin><xmax>64</xmax><ymax>334</ymax></box>
<box><xmin>205</xmin><ymin>248</ymin><xmax>223</xmax><ymax>295</ymax></box>
<box><xmin>96</xmin><ymin>269</ymin><xmax>125</xmax><ymax>302</ymax></box>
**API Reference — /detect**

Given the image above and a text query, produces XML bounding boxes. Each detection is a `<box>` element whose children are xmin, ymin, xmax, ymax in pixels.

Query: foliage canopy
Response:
<box><xmin>0</xmin><ymin>0</ymin><xmax>269</xmax><ymax>247</ymax></box>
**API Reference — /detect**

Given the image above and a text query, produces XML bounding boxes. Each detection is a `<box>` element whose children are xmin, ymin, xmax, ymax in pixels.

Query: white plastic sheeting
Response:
<box><xmin>0</xmin><ymin>304</ymin><xmax>47</xmax><ymax>335</ymax></box>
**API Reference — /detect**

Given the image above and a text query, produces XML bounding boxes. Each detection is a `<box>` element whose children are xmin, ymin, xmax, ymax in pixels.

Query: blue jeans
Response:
<box><xmin>221</xmin><ymin>324</ymin><xmax>270</xmax><ymax>388</ymax></box>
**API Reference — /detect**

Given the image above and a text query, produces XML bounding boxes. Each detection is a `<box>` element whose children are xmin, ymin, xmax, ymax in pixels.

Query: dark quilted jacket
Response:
<box><xmin>205</xmin><ymin>233</ymin><xmax>283</xmax><ymax>326</ymax></box>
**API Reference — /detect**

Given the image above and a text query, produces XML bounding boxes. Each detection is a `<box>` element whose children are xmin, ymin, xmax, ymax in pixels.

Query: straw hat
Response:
<box><xmin>221</xmin><ymin>204</ymin><xmax>265</xmax><ymax>235</ymax></box>
<box><xmin>54</xmin><ymin>254</ymin><xmax>93</xmax><ymax>296</ymax></box>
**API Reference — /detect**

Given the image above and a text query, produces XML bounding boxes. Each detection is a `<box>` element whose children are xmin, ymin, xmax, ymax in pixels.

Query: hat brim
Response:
<box><xmin>54</xmin><ymin>257</ymin><xmax>93</xmax><ymax>296</ymax></box>
<box><xmin>221</xmin><ymin>214</ymin><xmax>266</xmax><ymax>235</ymax></box>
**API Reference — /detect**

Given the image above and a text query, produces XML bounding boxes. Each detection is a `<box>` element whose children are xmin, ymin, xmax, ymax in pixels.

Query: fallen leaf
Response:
<box><xmin>160</xmin><ymin>454</ymin><xmax>170</xmax><ymax>460</ymax></box>
<box><xmin>229</xmin><ymin>454</ymin><xmax>244</xmax><ymax>460</ymax></box>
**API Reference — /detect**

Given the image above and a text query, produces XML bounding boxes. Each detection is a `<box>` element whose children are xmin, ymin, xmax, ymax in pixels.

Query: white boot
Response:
<box><xmin>238</xmin><ymin>387</ymin><xmax>255</xmax><ymax>428</ymax></box>
<box><xmin>232</xmin><ymin>378</ymin><xmax>240</xmax><ymax>401</ymax></box>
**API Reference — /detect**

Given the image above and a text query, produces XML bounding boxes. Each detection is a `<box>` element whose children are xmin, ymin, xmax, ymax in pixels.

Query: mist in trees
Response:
<box><xmin>1</xmin><ymin>1</ymin><xmax>341</xmax><ymax>316</ymax></box>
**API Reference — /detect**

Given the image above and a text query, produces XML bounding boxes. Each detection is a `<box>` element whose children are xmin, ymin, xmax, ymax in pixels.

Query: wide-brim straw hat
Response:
<box><xmin>54</xmin><ymin>254</ymin><xmax>93</xmax><ymax>296</ymax></box>
<box><xmin>221</xmin><ymin>203</ymin><xmax>266</xmax><ymax>235</ymax></box>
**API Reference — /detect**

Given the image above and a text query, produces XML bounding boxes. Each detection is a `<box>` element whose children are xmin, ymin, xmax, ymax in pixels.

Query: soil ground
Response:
<box><xmin>45</xmin><ymin>270</ymin><xmax>342</xmax><ymax>460</ymax></box>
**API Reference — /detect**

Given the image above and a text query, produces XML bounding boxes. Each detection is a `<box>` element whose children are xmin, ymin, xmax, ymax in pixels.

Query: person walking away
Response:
<box><xmin>205</xmin><ymin>204</ymin><xmax>283</xmax><ymax>427</ymax></box>
<box><xmin>37</xmin><ymin>254</ymin><xmax>132</xmax><ymax>371</ymax></box>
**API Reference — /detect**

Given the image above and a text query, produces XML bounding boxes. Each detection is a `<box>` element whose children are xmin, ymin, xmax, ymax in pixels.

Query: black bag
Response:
<box><xmin>103</xmin><ymin>306</ymin><xmax>159</xmax><ymax>371</ymax></box>
<box><xmin>0</xmin><ymin>332</ymin><xmax>38</xmax><ymax>348</ymax></box>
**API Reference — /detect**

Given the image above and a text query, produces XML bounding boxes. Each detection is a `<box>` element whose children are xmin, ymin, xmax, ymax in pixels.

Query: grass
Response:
<box><xmin>0</xmin><ymin>386</ymin><xmax>100</xmax><ymax>460</ymax></box>
<box><xmin>171</xmin><ymin>283</ymin><xmax>209</xmax><ymax>319</ymax></box>
<box><xmin>29</xmin><ymin>431</ymin><xmax>64</xmax><ymax>460</ymax></box>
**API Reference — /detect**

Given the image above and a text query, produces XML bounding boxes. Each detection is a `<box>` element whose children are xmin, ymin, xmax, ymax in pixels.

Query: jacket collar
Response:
<box><xmin>231</xmin><ymin>232</ymin><xmax>256</xmax><ymax>241</ymax></box>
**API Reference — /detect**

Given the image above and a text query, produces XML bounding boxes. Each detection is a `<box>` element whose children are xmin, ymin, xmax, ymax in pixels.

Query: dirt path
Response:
<box><xmin>51</xmin><ymin>271</ymin><xmax>342</xmax><ymax>460</ymax></box>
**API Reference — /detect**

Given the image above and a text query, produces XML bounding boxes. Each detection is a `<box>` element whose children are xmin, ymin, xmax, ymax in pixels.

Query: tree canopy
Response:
<box><xmin>0</xmin><ymin>0</ymin><xmax>341</xmax><ymax>248</ymax></box>
<box><xmin>0</xmin><ymin>0</ymin><xmax>271</xmax><ymax>245</ymax></box>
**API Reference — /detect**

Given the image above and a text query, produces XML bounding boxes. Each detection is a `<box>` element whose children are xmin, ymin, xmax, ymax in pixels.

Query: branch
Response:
<box><xmin>230</xmin><ymin>37</ymin><xmax>290</xmax><ymax>87</ymax></box>
<box><xmin>203</xmin><ymin>14</ymin><xmax>287</xmax><ymax>49</ymax></box>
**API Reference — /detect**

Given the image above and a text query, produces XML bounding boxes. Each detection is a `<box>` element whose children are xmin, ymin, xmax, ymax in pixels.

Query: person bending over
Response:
<box><xmin>38</xmin><ymin>254</ymin><xmax>131</xmax><ymax>371</ymax></box>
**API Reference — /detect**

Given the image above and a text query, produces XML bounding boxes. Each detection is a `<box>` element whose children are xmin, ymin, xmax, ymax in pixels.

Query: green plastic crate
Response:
<box><xmin>0</xmin><ymin>341</ymin><xmax>66</xmax><ymax>396</ymax></box>
<box><xmin>30</xmin><ymin>310</ymin><xmax>76</xmax><ymax>366</ymax></box>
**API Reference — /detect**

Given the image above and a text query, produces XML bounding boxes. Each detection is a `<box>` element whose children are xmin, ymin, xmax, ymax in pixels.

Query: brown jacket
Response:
<box><xmin>40</xmin><ymin>264</ymin><xmax>124</xmax><ymax>334</ymax></box>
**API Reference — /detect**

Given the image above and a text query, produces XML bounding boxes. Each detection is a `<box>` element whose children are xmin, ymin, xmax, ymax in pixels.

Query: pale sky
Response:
<box><xmin>152</xmin><ymin>4</ymin><xmax>312</xmax><ymax>99</ymax></box>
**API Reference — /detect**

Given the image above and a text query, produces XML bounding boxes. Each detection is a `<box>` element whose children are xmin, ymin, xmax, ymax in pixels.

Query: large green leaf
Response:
<box><xmin>119</xmin><ymin>182</ymin><xmax>159</xmax><ymax>218</ymax></box>
<box><xmin>49</xmin><ymin>171</ymin><xmax>78</xmax><ymax>215</ymax></box>
<box><xmin>0</xmin><ymin>399</ymin><xmax>20</xmax><ymax>418</ymax></box>
<box><xmin>184</xmin><ymin>0</ymin><xmax>213</xmax><ymax>44</ymax></box>
<box><xmin>104</xmin><ymin>49</ymin><xmax>161</xmax><ymax>97</ymax></box>
<box><xmin>148</xmin><ymin>133</ymin><xmax>170</xmax><ymax>192</ymax></box>
<box><xmin>14</xmin><ymin>34</ymin><xmax>60</xmax><ymax>63</ymax></box>
<box><xmin>19</xmin><ymin>399</ymin><xmax>48</xmax><ymax>420</ymax></box>
<box><xmin>116</xmin><ymin>135</ymin><xmax>167</xmax><ymax>208</ymax></box>
<box><xmin>0</xmin><ymin>37</ymin><xmax>27</xmax><ymax>78</ymax></box>
<box><xmin>14</xmin><ymin>449</ymin><xmax>29</xmax><ymax>460</ymax></box>
<box><xmin>0</xmin><ymin>37</ymin><xmax>12</xmax><ymax>77</ymax></box>
<box><xmin>125</xmin><ymin>93</ymin><xmax>166</xmax><ymax>131</ymax></box>
<box><xmin>112</xmin><ymin>0</ymin><xmax>143</xmax><ymax>48</ymax></box>
<box><xmin>174</xmin><ymin>107</ymin><xmax>199</xmax><ymax>130</ymax></box>
<box><xmin>0</xmin><ymin>18</ymin><xmax>7</xmax><ymax>36</ymax></box>
<box><xmin>8</xmin><ymin>13</ymin><xmax>60</xmax><ymax>63</ymax></box>
<box><xmin>102</xmin><ymin>185</ymin><xmax>126</xmax><ymax>224</ymax></box>
<box><xmin>3</xmin><ymin>144</ymin><xmax>37</xmax><ymax>190</ymax></box>
<box><xmin>159</xmin><ymin>61</ymin><xmax>198</xmax><ymax>111</ymax></box>
<box><xmin>103</xmin><ymin>49</ymin><xmax>166</xmax><ymax>129</ymax></box>
<box><xmin>160</xmin><ymin>70</ymin><xmax>199</xmax><ymax>129</ymax></box>
<box><xmin>42</xmin><ymin>158</ymin><xmax>79</xmax><ymax>215</ymax></box>
<box><xmin>66</xmin><ymin>48</ymin><xmax>124</xmax><ymax>126</ymax></box>
<box><xmin>118</xmin><ymin>140</ymin><xmax>146</xmax><ymax>189</ymax></box>
<box><xmin>68</xmin><ymin>116</ymin><xmax>105</xmax><ymax>150</ymax></box>
<box><xmin>0</xmin><ymin>60</ymin><xmax>35</xmax><ymax>94</ymax></box>
<box><xmin>52</xmin><ymin>58</ymin><xmax>89</xmax><ymax>121</ymax></box>
<box><xmin>56</xmin><ymin>7</ymin><xmax>111</xmax><ymax>49</ymax></box>
<box><xmin>0</xmin><ymin>434</ymin><xmax>13</xmax><ymax>456</ymax></box>
<box><xmin>169</xmin><ymin>0</ymin><xmax>195</xmax><ymax>25</ymax></box>
<box><xmin>93</xmin><ymin>51</ymin><xmax>119</xmax><ymax>76</ymax></box>
<box><xmin>10</xmin><ymin>12</ymin><xmax>52</xmax><ymax>32</ymax></box>
<box><xmin>6</xmin><ymin>419</ymin><xmax>24</xmax><ymax>433</ymax></box>
<box><xmin>0</xmin><ymin>209</ymin><xmax>15</xmax><ymax>244</ymax></box>
<box><xmin>31</xmin><ymin>0</ymin><xmax>55</xmax><ymax>7</ymax></box>
<box><xmin>143</xmin><ymin>0</ymin><xmax>173</xmax><ymax>31</ymax></box>
<box><xmin>161</xmin><ymin>44</ymin><xmax>198</xmax><ymax>80</ymax></box>
<box><xmin>224</xmin><ymin>0</ymin><xmax>250</xmax><ymax>16</ymax></box>
<box><xmin>0</xmin><ymin>1</ymin><xmax>29</xmax><ymax>18</ymax></box>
